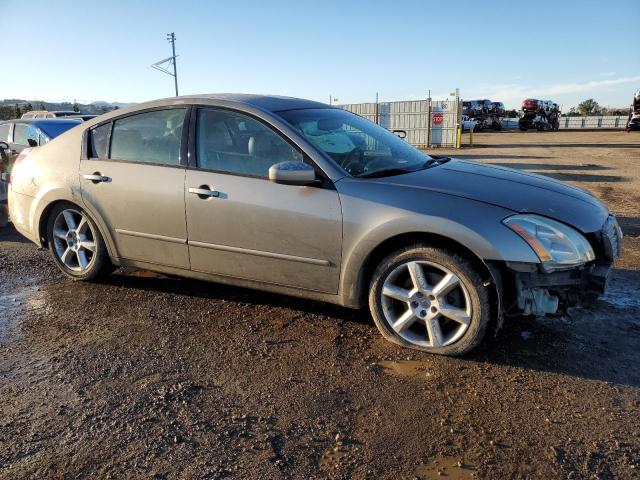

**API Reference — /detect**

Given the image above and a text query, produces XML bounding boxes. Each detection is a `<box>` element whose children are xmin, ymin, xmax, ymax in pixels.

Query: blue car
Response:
<box><xmin>1</xmin><ymin>118</ymin><xmax>81</xmax><ymax>224</ymax></box>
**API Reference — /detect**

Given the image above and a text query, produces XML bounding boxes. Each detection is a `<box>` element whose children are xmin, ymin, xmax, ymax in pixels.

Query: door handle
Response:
<box><xmin>83</xmin><ymin>173</ymin><xmax>111</xmax><ymax>184</ymax></box>
<box><xmin>189</xmin><ymin>186</ymin><xmax>219</xmax><ymax>199</ymax></box>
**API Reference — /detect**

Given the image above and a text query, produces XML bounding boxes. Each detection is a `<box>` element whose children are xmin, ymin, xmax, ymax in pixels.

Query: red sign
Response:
<box><xmin>432</xmin><ymin>112</ymin><xmax>444</xmax><ymax>126</ymax></box>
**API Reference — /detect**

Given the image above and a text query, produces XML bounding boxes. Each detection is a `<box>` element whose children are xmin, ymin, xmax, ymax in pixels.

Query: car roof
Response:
<box><xmin>180</xmin><ymin>94</ymin><xmax>331</xmax><ymax>112</ymax></box>
<box><xmin>114</xmin><ymin>94</ymin><xmax>332</xmax><ymax>115</ymax></box>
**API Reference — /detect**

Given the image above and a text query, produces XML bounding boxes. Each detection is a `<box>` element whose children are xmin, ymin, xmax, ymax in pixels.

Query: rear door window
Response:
<box><xmin>88</xmin><ymin>123</ymin><xmax>111</xmax><ymax>159</ymax></box>
<box><xmin>110</xmin><ymin>109</ymin><xmax>186</xmax><ymax>166</ymax></box>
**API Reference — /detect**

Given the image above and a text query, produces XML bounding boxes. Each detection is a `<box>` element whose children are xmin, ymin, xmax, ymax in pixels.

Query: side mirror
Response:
<box><xmin>392</xmin><ymin>129</ymin><xmax>407</xmax><ymax>139</ymax></box>
<box><xmin>27</xmin><ymin>138</ymin><xmax>38</xmax><ymax>147</ymax></box>
<box><xmin>268</xmin><ymin>161</ymin><xmax>319</xmax><ymax>186</ymax></box>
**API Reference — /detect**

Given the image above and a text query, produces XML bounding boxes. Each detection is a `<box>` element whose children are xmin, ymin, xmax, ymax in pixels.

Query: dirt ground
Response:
<box><xmin>0</xmin><ymin>130</ymin><xmax>639</xmax><ymax>479</ymax></box>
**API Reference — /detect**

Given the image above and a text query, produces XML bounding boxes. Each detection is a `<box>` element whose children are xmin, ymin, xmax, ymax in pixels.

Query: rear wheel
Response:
<box><xmin>369</xmin><ymin>245</ymin><xmax>492</xmax><ymax>356</ymax></box>
<box><xmin>46</xmin><ymin>202</ymin><xmax>111</xmax><ymax>281</ymax></box>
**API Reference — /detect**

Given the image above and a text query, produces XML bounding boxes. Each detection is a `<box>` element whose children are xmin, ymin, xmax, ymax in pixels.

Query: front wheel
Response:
<box><xmin>368</xmin><ymin>245</ymin><xmax>492</xmax><ymax>356</ymax></box>
<box><xmin>46</xmin><ymin>202</ymin><xmax>111</xmax><ymax>281</ymax></box>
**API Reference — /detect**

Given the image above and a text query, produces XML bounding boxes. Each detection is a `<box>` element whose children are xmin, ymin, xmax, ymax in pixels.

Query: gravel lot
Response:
<box><xmin>1</xmin><ymin>130</ymin><xmax>639</xmax><ymax>479</ymax></box>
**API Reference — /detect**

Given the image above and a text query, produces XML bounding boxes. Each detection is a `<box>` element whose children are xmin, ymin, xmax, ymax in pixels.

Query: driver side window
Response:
<box><xmin>196</xmin><ymin>108</ymin><xmax>302</xmax><ymax>177</ymax></box>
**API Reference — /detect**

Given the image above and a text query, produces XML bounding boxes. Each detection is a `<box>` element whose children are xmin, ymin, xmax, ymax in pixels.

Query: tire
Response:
<box><xmin>368</xmin><ymin>244</ymin><xmax>492</xmax><ymax>356</ymax></box>
<box><xmin>46</xmin><ymin>202</ymin><xmax>112</xmax><ymax>281</ymax></box>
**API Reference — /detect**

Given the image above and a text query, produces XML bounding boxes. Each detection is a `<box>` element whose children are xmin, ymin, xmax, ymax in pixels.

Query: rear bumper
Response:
<box><xmin>7</xmin><ymin>188</ymin><xmax>39</xmax><ymax>244</ymax></box>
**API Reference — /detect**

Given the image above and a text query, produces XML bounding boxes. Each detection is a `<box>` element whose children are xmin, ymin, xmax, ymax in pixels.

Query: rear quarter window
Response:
<box><xmin>88</xmin><ymin>123</ymin><xmax>111</xmax><ymax>159</ymax></box>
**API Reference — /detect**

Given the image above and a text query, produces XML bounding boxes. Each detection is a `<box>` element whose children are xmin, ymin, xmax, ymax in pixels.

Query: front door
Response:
<box><xmin>185</xmin><ymin>107</ymin><xmax>342</xmax><ymax>293</ymax></box>
<box><xmin>80</xmin><ymin>108</ymin><xmax>190</xmax><ymax>269</ymax></box>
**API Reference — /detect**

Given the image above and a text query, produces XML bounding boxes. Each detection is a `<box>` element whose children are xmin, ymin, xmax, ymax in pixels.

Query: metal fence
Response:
<box><xmin>338</xmin><ymin>99</ymin><xmax>461</xmax><ymax>148</ymax></box>
<box><xmin>339</xmin><ymin>101</ymin><xmax>629</xmax><ymax>147</ymax></box>
<box><xmin>502</xmin><ymin>116</ymin><xmax>629</xmax><ymax>130</ymax></box>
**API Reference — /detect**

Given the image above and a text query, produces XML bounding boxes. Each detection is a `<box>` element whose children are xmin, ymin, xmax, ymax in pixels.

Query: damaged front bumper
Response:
<box><xmin>502</xmin><ymin>214</ymin><xmax>622</xmax><ymax>316</ymax></box>
<box><xmin>508</xmin><ymin>261</ymin><xmax>613</xmax><ymax>316</ymax></box>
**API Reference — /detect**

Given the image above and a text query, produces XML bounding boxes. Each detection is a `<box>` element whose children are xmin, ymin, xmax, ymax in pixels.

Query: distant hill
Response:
<box><xmin>0</xmin><ymin>99</ymin><xmax>136</xmax><ymax>119</ymax></box>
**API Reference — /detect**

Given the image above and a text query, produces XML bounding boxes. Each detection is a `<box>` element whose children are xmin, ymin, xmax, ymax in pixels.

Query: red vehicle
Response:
<box><xmin>522</xmin><ymin>99</ymin><xmax>540</xmax><ymax>112</ymax></box>
<box><xmin>519</xmin><ymin>98</ymin><xmax>560</xmax><ymax>131</ymax></box>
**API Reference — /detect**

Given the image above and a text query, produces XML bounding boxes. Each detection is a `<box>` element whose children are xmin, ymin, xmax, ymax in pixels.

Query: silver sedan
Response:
<box><xmin>7</xmin><ymin>94</ymin><xmax>621</xmax><ymax>355</ymax></box>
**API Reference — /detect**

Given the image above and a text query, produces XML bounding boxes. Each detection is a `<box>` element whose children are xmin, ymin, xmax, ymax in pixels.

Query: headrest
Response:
<box><xmin>248</xmin><ymin>133</ymin><xmax>272</xmax><ymax>156</ymax></box>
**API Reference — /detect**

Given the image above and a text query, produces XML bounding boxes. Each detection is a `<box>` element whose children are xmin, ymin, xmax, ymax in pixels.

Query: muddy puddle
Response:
<box><xmin>415</xmin><ymin>455</ymin><xmax>477</xmax><ymax>479</ymax></box>
<box><xmin>0</xmin><ymin>284</ymin><xmax>55</xmax><ymax>343</ymax></box>
<box><xmin>377</xmin><ymin>360</ymin><xmax>433</xmax><ymax>379</ymax></box>
<box><xmin>0</xmin><ymin>289</ymin><xmax>30</xmax><ymax>342</ymax></box>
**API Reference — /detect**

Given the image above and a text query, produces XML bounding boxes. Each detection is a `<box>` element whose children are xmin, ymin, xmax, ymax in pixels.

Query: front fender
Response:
<box><xmin>336</xmin><ymin>179</ymin><xmax>540</xmax><ymax>307</ymax></box>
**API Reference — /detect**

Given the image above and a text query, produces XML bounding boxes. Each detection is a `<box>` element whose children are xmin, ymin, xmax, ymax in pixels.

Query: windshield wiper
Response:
<box><xmin>426</xmin><ymin>156</ymin><xmax>451</xmax><ymax>165</ymax></box>
<box><xmin>358</xmin><ymin>157</ymin><xmax>450</xmax><ymax>178</ymax></box>
<box><xmin>358</xmin><ymin>167</ymin><xmax>415</xmax><ymax>178</ymax></box>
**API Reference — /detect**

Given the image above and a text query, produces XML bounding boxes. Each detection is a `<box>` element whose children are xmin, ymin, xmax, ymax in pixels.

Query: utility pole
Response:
<box><xmin>168</xmin><ymin>33</ymin><xmax>178</xmax><ymax>96</ymax></box>
<box><xmin>150</xmin><ymin>32</ymin><xmax>179</xmax><ymax>96</ymax></box>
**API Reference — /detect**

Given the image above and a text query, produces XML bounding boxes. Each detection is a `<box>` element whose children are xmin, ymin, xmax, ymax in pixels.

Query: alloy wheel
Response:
<box><xmin>52</xmin><ymin>208</ymin><xmax>97</xmax><ymax>272</ymax></box>
<box><xmin>380</xmin><ymin>260</ymin><xmax>472</xmax><ymax>348</ymax></box>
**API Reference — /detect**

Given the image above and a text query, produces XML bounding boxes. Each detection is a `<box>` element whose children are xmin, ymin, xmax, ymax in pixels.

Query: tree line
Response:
<box><xmin>565</xmin><ymin>99</ymin><xmax>627</xmax><ymax>117</ymax></box>
<box><xmin>0</xmin><ymin>101</ymin><xmax>120</xmax><ymax>121</ymax></box>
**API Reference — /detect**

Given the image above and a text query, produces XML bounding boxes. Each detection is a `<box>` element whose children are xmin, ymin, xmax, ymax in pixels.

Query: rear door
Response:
<box><xmin>184</xmin><ymin>107</ymin><xmax>342</xmax><ymax>293</ymax></box>
<box><xmin>79</xmin><ymin>107</ymin><xmax>191</xmax><ymax>269</ymax></box>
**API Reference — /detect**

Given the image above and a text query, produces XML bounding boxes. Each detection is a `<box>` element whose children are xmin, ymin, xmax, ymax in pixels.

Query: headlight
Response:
<box><xmin>503</xmin><ymin>214</ymin><xmax>595</xmax><ymax>271</ymax></box>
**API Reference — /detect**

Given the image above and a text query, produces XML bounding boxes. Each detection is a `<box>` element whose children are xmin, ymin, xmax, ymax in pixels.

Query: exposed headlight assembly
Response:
<box><xmin>503</xmin><ymin>214</ymin><xmax>595</xmax><ymax>271</ymax></box>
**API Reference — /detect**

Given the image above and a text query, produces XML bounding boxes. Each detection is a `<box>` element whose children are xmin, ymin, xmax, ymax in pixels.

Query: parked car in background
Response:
<box><xmin>0</xmin><ymin>118</ymin><xmax>82</xmax><ymax>155</ymax></box>
<box><xmin>0</xmin><ymin>118</ymin><xmax>81</xmax><ymax>203</ymax></box>
<box><xmin>66</xmin><ymin>115</ymin><xmax>98</xmax><ymax>122</ymax></box>
<box><xmin>460</xmin><ymin>115</ymin><xmax>478</xmax><ymax>132</ymax></box>
<box><xmin>21</xmin><ymin>110</ymin><xmax>81</xmax><ymax>119</ymax></box>
<box><xmin>7</xmin><ymin>94</ymin><xmax>622</xmax><ymax>356</ymax></box>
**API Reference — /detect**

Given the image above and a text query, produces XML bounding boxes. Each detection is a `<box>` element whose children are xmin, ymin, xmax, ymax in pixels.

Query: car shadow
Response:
<box><xmin>451</xmin><ymin>154</ymin><xmax>552</xmax><ymax>160</ymax></box>
<box><xmin>482</xmin><ymin>162</ymin><xmax>627</xmax><ymax>183</ymax></box>
<box><xmin>617</xmin><ymin>216</ymin><xmax>640</xmax><ymax>236</ymax></box>
<box><xmin>98</xmin><ymin>271</ymin><xmax>372</xmax><ymax>326</ymax></box>
<box><xmin>478</xmin><ymin>143</ymin><xmax>640</xmax><ymax>149</ymax></box>
<box><xmin>530</xmin><ymin>172</ymin><xmax>627</xmax><ymax>182</ymax></box>
<box><xmin>469</xmin><ymin>265</ymin><xmax>640</xmax><ymax>388</ymax></box>
<box><xmin>100</xmin><ymin>265</ymin><xmax>640</xmax><ymax>388</ymax></box>
<box><xmin>489</xmin><ymin>162</ymin><xmax>612</xmax><ymax>171</ymax></box>
<box><xmin>0</xmin><ymin>224</ymin><xmax>30</xmax><ymax>243</ymax></box>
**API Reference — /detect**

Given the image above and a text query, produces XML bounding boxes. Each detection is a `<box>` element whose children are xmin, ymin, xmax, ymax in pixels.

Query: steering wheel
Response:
<box><xmin>341</xmin><ymin>147</ymin><xmax>365</xmax><ymax>175</ymax></box>
<box><xmin>360</xmin><ymin>156</ymin><xmax>391</xmax><ymax>174</ymax></box>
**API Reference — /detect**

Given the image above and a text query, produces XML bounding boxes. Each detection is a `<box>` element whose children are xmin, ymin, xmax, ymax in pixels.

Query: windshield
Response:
<box><xmin>277</xmin><ymin>108</ymin><xmax>431</xmax><ymax>177</ymax></box>
<box><xmin>37</xmin><ymin>121</ymin><xmax>80</xmax><ymax>139</ymax></box>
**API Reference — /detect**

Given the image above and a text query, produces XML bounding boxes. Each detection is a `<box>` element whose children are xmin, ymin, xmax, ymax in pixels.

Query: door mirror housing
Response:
<box><xmin>268</xmin><ymin>161</ymin><xmax>319</xmax><ymax>186</ymax></box>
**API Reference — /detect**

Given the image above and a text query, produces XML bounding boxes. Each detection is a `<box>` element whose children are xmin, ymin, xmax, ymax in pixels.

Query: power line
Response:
<box><xmin>150</xmin><ymin>32</ymin><xmax>179</xmax><ymax>96</ymax></box>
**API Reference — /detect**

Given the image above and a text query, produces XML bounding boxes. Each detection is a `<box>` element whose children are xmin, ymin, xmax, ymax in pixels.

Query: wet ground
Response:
<box><xmin>1</xmin><ymin>131</ymin><xmax>639</xmax><ymax>479</ymax></box>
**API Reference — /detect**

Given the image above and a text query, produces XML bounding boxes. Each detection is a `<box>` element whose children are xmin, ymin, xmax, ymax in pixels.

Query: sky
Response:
<box><xmin>1</xmin><ymin>0</ymin><xmax>639</xmax><ymax>110</ymax></box>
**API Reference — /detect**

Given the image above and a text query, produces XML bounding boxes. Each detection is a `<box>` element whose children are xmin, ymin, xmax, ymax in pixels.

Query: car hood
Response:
<box><xmin>371</xmin><ymin>158</ymin><xmax>609</xmax><ymax>233</ymax></box>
